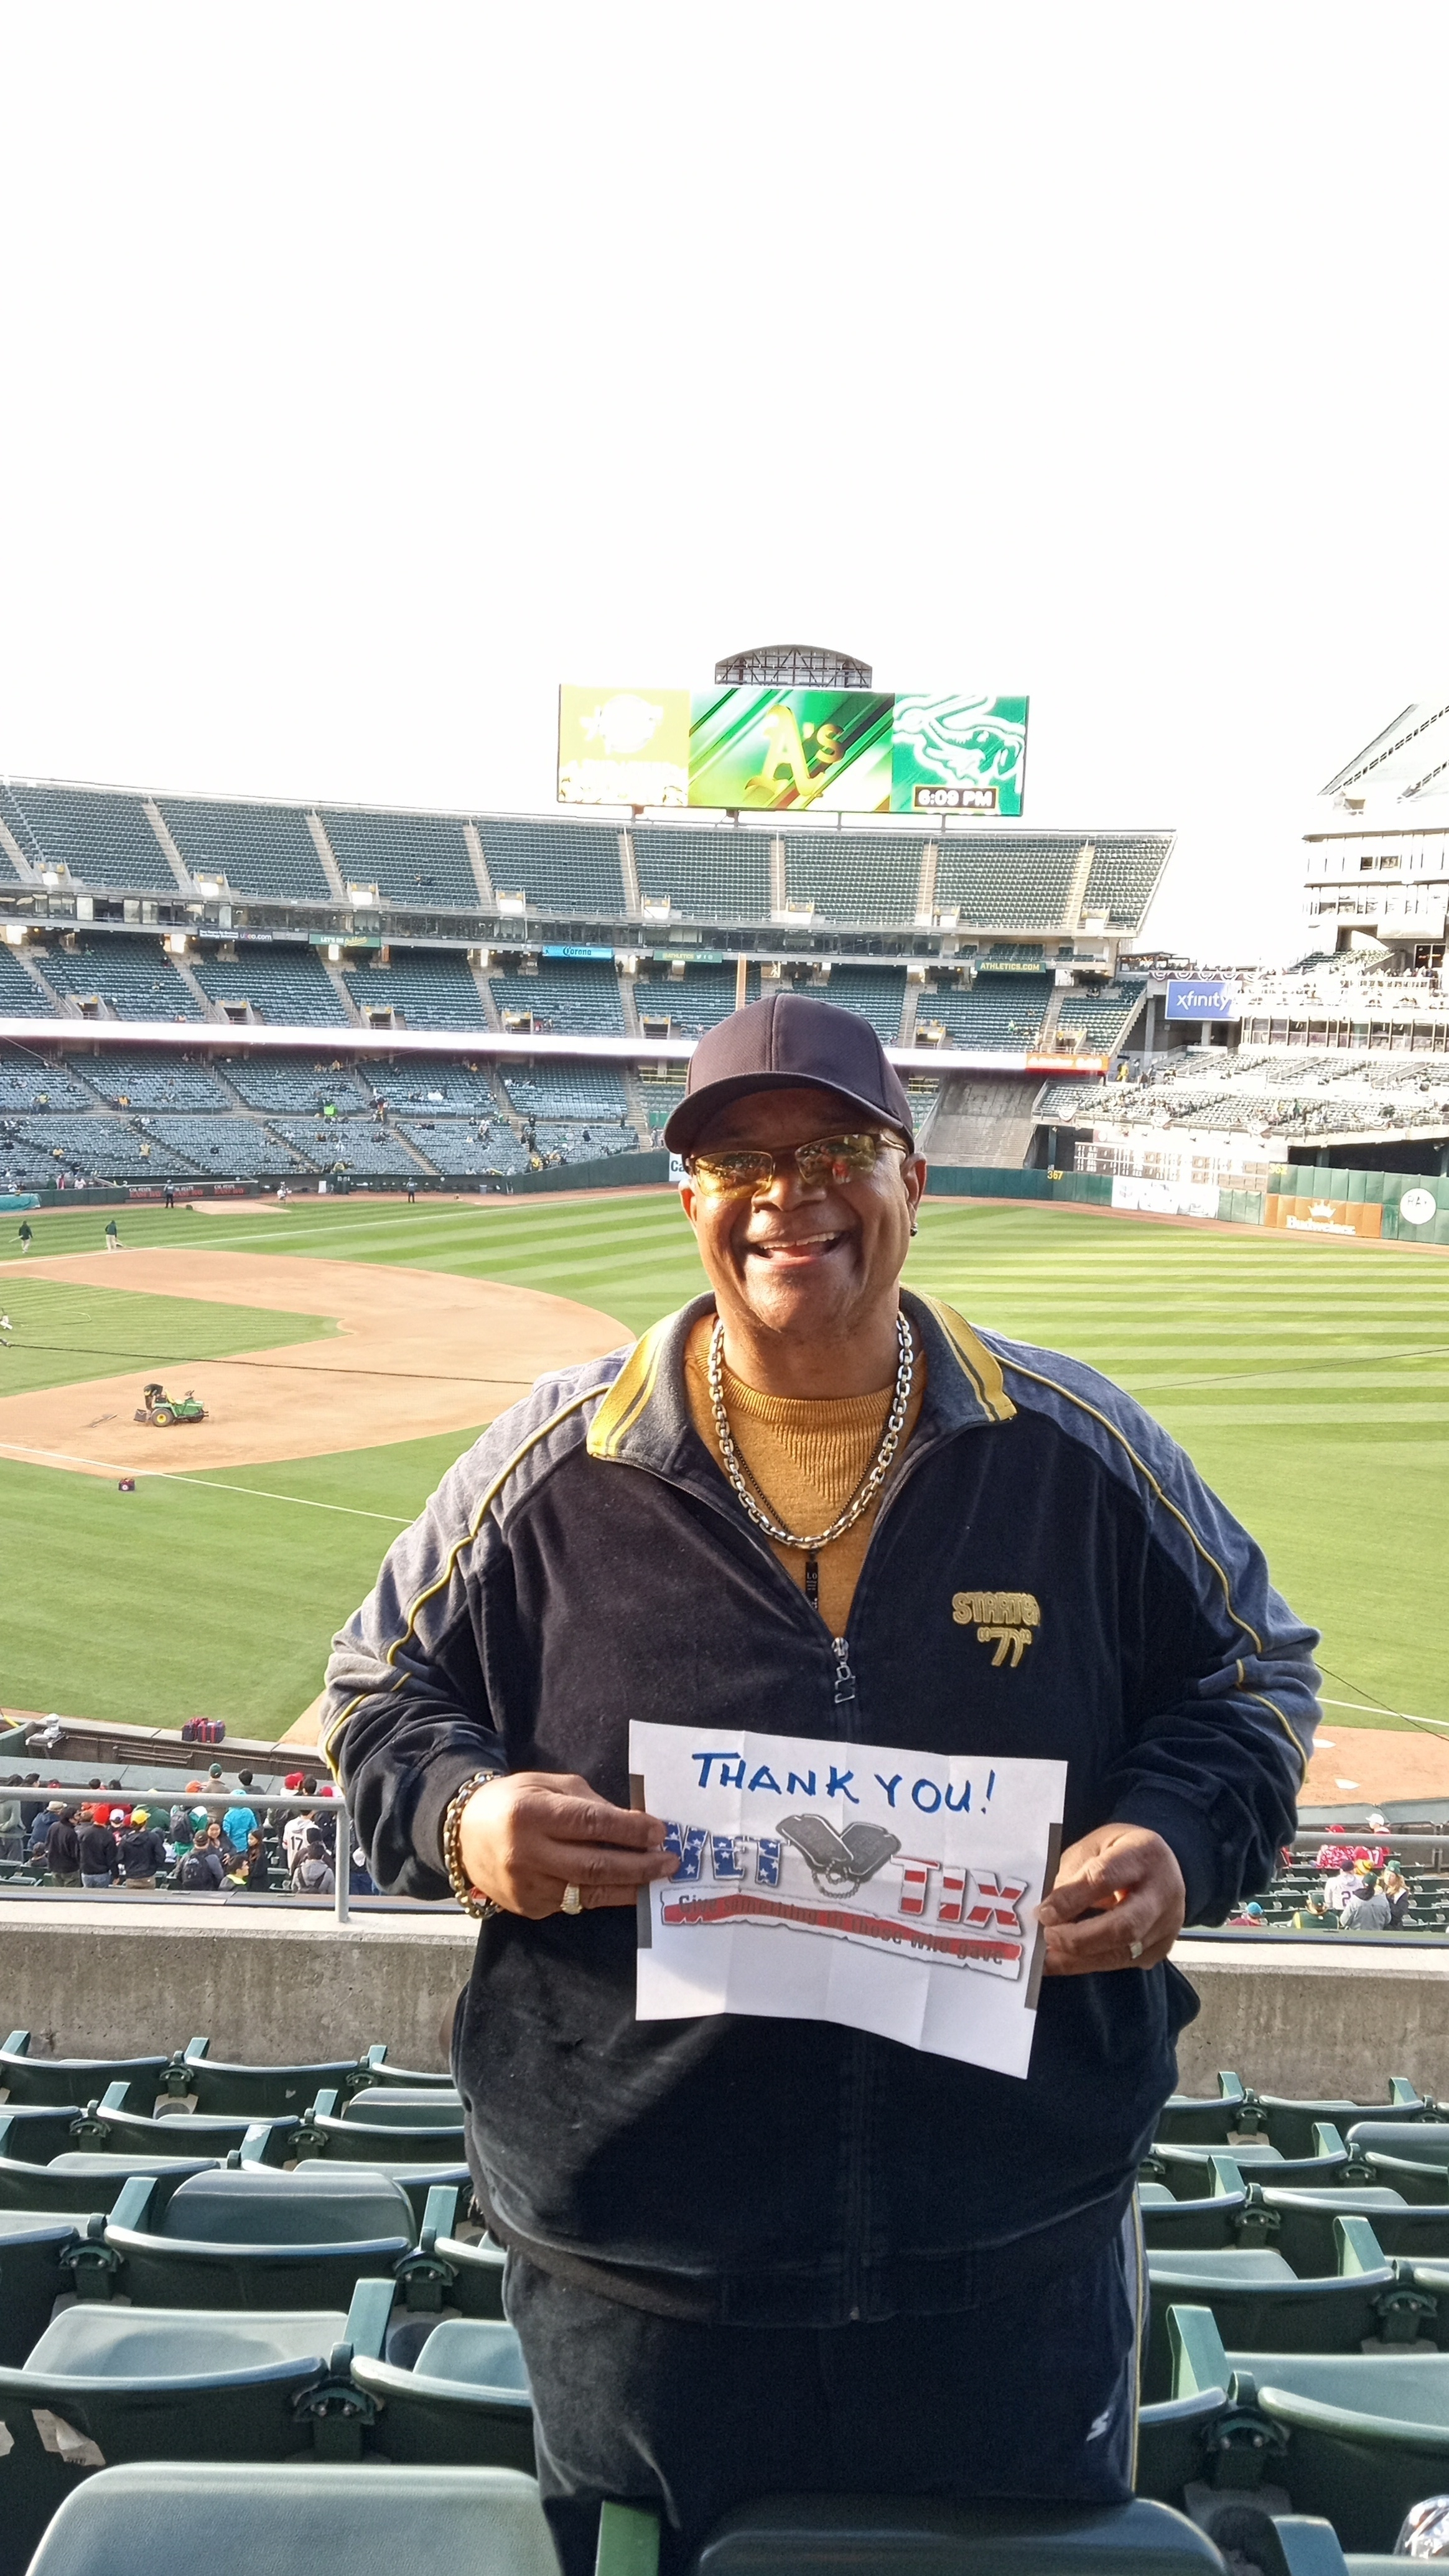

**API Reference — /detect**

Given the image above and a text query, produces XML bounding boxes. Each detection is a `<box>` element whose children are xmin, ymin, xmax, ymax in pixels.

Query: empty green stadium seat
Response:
<box><xmin>0</xmin><ymin>2277</ymin><xmax>393</xmax><ymax>2480</ymax></box>
<box><xmin>343</xmin><ymin>2086</ymin><xmax>464</xmax><ymax>2128</ymax></box>
<box><xmin>1139</xmin><ymin>2158</ymin><xmax>1249</xmax><ymax>2252</ymax></box>
<box><xmin>1260</xmin><ymin>2186</ymin><xmax>1449</xmax><ymax>2271</ymax></box>
<box><xmin>1256</xmin><ymin>2083</ymin><xmax>1430</xmax><ymax>2161</ymax></box>
<box><xmin>0</xmin><ymin>2035</ymin><xmax>165</xmax><ymax>2113</ymax></box>
<box><xmin>350</xmin><ymin>2315</ymin><xmax>534</xmax><ymax>2470</ymax></box>
<box><xmin>82</xmin><ymin>2085</ymin><xmax>297</xmax><ymax>2161</ymax></box>
<box><xmin>1167</xmin><ymin>2302</ymin><xmax>1449</xmax><ymax>2550</ymax></box>
<box><xmin>1134</xmin><ymin>2389</ymin><xmax>1231</xmax><ymax>2508</ymax></box>
<box><xmin>0</xmin><ymin>2146</ymin><xmax>227</xmax><ymax>2218</ymax></box>
<box><xmin>171</xmin><ymin>2036</ymin><xmax>385</xmax><ymax>2118</ymax></box>
<box><xmin>1155</xmin><ymin>2076</ymin><xmax>1251</xmax><ymax>2147</ymax></box>
<box><xmin>360</xmin><ymin>2048</ymin><xmax>458</xmax><ymax>2089</ymax></box>
<box><xmin>1148</xmin><ymin>2128</ymin><xmax>1349</xmax><ymax>2191</ymax></box>
<box><xmin>1349</xmin><ymin>2121</ymin><xmax>1449</xmax><ymax>2167</ymax></box>
<box><xmin>595</xmin><ymin>2495</ymin><xmax>1234</xmax><ymax>2576</ymax></box>
<box><xmin>296</xmin><ymin>2089</ymin><xmax>465</xmax><ymax>2164</ymax></box>
<box><xmin>88</xmin><ymin>2164</ymin><xmax>417</xmax><ymax>2309</ymax></box>
<box><xmin>0</xmin><ymin>2211</ymin><xmax>86</xmax><ymax>2364</ymax></box>
<box><xmin>24</xmin><ymin>2460</ymin><xmax>558</xmax><ymax>2576</ymax></box>
<box><xmin>1143</xmin><ymin>2217</ymin><xmax>1409</xmax><ymax>2401</ymax></box>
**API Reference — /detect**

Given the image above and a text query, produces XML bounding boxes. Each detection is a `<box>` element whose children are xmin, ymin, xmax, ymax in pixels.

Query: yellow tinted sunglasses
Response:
<box><xmin>685</xmin><ymin>1130</ymin><xmax>906</xmax><ymax>1197</ymax></box>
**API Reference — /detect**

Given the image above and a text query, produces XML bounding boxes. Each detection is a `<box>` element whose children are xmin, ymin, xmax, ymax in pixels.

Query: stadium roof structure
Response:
<box><xmin>713</xmin><ymin>643</ymin><xmax>873</xmax><ymax>687</ymax></box>
<box><xmin>1320</xmin><ymin>700</ymin><xmax>1449</xmax><ymax>808</ymax></box>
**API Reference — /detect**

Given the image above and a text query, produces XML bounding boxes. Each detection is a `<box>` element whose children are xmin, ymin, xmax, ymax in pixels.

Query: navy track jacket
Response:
<box><xmin>323</xmin><ymin>1290</ymin><xmax>1318</xmax><ymax>2325</ymax></box>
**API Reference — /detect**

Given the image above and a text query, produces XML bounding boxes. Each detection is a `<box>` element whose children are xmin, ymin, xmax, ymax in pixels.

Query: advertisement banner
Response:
<box><xmin>630</xmin><ymin>1719</ymin><xmax>1065</xmax><ymax>2078</ymax></box>
<box><xmin>1265</xmin><ymin>1196</ymin><xmax>1384</xmax><ymax>1240</ymax></box>
<box><xmin>559</xmin><ymin>686</ymin><xmax>1028</xmax><ymax>814</ymax></box>
<box><xmin>1111</xmin><ymin>1176</ymin><xmax>1221</xmax><ymax>1219</ymax></box>
<box><xmin>558</xmin><ymin>686</ymin><xmax>692</xmax><ymax>807</ymax></box>
<box><xmin>1165</xmin><ymin>979</ymin><xmax>1237</xmax><ymax>1023</ymax></box>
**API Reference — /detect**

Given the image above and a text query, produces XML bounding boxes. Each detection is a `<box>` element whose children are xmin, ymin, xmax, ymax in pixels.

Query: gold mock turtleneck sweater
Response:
<box><xmin>684</xmin><ymin>1312</ymin><xmax>926</xmax><ymax>1637</ymax></box>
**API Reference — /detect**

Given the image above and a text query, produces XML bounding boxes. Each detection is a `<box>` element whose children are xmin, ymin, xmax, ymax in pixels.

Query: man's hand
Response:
<box><xmin>457</xmin><ymin>1771</ymin><xmax>678</xmax><ymax>1919</ymax></box>
<box><xmin>1036</xmin><ymin>1823</ymin><xmax>1185</xmax><ymax>1976</ymax></box>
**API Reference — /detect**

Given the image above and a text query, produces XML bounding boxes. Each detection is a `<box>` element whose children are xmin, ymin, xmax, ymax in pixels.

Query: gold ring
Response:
<box><xmin>561</xmin><ymin>1883</ymin><xmax>582</xmax><ymax>1915</ymax></box>
<box><xmin>1129</xmin><ymin>1938</ymin><xmax>1144</xmax><ymax>1961</ymax></box>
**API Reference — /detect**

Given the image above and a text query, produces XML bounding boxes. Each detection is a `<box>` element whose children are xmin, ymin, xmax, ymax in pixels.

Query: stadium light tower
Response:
<box><xmin>714</xmin><ymin>643</ymin><xmax>874</xmax><ymax>688</ymax></box>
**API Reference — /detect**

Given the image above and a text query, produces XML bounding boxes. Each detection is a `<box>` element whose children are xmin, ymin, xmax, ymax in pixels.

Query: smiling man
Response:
<box><xmin>322</xmin><ymin>992</ymin><xmax>1318</xmax><ymax>2576</ymax></box>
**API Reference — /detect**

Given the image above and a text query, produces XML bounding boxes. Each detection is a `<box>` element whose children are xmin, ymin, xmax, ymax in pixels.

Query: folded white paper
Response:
<box><xmin>630</xmin><ymin>1722</ymin><xmax>1066</xmax><ymax>2078</ymax></box>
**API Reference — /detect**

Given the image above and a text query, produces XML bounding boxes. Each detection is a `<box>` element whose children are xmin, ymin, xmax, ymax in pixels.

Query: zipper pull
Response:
<box><xmin>832</xmin><ymin>1635</ymin><xmax>856</xmax><ymax>1705</ymax></box>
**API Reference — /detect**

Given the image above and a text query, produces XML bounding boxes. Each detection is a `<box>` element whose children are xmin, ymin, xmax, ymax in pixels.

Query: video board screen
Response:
<box><xmin>557</xmin><ymin>686</ymin><xmax>1028</xmax><ymax>816</ymax></box>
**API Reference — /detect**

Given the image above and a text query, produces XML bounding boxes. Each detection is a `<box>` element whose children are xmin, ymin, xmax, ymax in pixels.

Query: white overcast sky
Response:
<box><xmin>2</xmin><ymin>3</ymin><xmax>1445</xmax><ymax>963</ymax></box>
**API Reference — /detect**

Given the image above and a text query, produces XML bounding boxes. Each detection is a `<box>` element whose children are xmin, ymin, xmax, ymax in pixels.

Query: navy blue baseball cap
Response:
<box><xmin>663</xmin><ymin>991</ymin><xmax>915</xmax><ymax>1156</ymax></box>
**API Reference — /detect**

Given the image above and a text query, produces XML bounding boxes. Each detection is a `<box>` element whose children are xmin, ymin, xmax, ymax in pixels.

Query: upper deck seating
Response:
<box><xmin>493</xmin><ymin>964</ymin><xmax>625</xmax><ymax>1035</ymax></box>
<box><xmin>475</xmin><ymin>821</ymin><xmax>625</xmax><ymax>916</ymax></box>
<box><xmin>633</xmin><ymin>829</ymin><xmax>771</xmax><ymax>921</ymax></box>
<box><xmin>782</xmin><ymin>832</ymin><xmax>924</xmax><ymax>923</ymax></box>
<box><xmin>322</xmin><ymin>809</ymin><xmax>479</xmax><ymax>910</ymax></box>
<box><xmin>344</xmin><ymin>954</ymin><xmax>486</xmax><ymax>1030</ymax></box>
<box><xmin>0</xmin><ymin>784</ymin><xmax>177</xmax><ymax>892</ymax></box>
<box><xmin>191</xmin><ymin>947</ymin><xmax>347</xmax><ymax>1025</ymax></box>
<box><xmin>35</xmin><ymin>942</ymin><xmax>201</xmax><ymax>1021</ymax></box>
<box><xmin>157</xmin><ymin>800</ymin><xmax>330</xmax><ymax>900</ymax></box>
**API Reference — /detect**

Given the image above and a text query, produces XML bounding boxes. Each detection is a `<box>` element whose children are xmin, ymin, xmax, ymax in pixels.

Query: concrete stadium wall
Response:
<box><xmin>1</xmin><ymin>1902</ymin><xmax>477</xmax><ymax>2071</ymax></box>
<box><xmin>6</xmin><ymin>1912</ymin><xmax>1449</xmax><ymax>2101</ymax></box>
<box><xmin>1175</xmin><ymin>1939</ymin><xmax>1449</xmax><ymax>2098</ymax></box>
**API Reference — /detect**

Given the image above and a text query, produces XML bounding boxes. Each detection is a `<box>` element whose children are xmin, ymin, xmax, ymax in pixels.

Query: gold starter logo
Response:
<box><xmin>953</xmin><ymin>1591</ymin><xmax>1041</xmax><ymax>1669</ymax></box>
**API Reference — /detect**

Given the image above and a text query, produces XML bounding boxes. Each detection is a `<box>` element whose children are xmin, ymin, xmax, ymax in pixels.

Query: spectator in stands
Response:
<box><xmin>27</xmin><ymin>1803</ymin><xmax>60</xmax><ymax>1865</ymax></box>
<box><xmin>1381</xmin><ymin>1865</ymin><xmax>1413</xmax><ymax>1928</ymax></box>
<box><xmin>77</xmin><ymin>1805</ymin><xmax>119</xmax><ymax>1888</ymax></box>
<box><xmin>282</xmin><ymin>1788</ymin><xmax>317</xmax><ymax>1874</ymax></box>
<box><xmin>176</xmin><ymin>1830</ymin><xmax>226</xmax><ymax>1892</ymax></box>
<box><xmin>325</xmin><ymin>993</ymin><xmax>1321</xmax><ymax>2576</ymax></box>
<box><xmin>0</xmin><ymin>1783</ymin><xmax>22</xmax><ymax>1865</ymax></box>
<box><xmin>231</xmin><ymin>1828</ymin><xmax>271</xmax><ymax>1892</ymax></box>
<box><xmin>46</xmin><ymin>1806</ymin><xmax>80</xmax><ymax>1886</ymax></box>
<box><xmin>291</xmin><ymin>1829</ymin><xmax>335</xmax><ymax>1895</ymax></box>
<box><xmin>222</xmin><ymin>1774</ymin><xmax>259</xmax><ymax>1852</ymax></box>
<box><xmin>1230</xmin><ymin>1899</ymin><xmax>1267</xmax><ymax>1928</ymax></box>
<box><xmin>117</xmin><ymin>1807</ymin><xmax>169</xmax><ymax>1889</ymax></box>
<box><xmin>1292</xmin><ymin>1892</ymin><xmax>1337</xmax><ymax>1931</ymax></box>
<box><xmin>1341</xmin><ymin>1871</ymin><xmax>1392</xmax><ymax>1931</ymax></box>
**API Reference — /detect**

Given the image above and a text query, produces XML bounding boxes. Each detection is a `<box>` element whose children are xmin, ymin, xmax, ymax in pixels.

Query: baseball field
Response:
<box><xmin>1</xmin><ymin>1193</ymin><xmax>1445</xmax><ymax>1779</ymax></box>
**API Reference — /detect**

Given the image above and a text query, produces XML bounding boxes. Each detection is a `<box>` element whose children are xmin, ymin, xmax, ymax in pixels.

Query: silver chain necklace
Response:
<box><xmin>707</xmin><ymin>1311</ymin><xmax>915</xmax><ymax>1555</ymax></box>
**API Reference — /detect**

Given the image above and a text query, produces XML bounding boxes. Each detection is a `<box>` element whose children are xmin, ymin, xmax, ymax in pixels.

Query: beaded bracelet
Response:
<box><xmin>442</xmin><ymin>1770</ymin><xmax>505</xmax><ymax>1919</ymax></box>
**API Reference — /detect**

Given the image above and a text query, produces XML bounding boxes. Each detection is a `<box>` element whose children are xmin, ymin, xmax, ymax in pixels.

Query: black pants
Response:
<box><xmin>506</xmin><ymin>2213</ymin><xmax>1142</xmax><ymax>2576</ymax></box>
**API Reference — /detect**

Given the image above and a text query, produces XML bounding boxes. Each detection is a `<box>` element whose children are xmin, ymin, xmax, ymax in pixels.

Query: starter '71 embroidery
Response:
<box><xmin>953</xmin><ymin>1589</ymin><xmax>1041</xmax><ymax>1668</ymax></box>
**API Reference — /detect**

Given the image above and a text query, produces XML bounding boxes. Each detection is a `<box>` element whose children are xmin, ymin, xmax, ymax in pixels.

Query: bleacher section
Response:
<box><xmin>266</xmin><ymin>1120</ymin><xmax>415</xmax><ymax>1178</ymax></box>
<box><xmin>636</xmin><ymin>1076</ymin><xmax>686</xmax><ymax>1131</ymax></box>
<box><xmin>4</xmin><ymin>1115</ymin><xmax>198</xmax><ymax>1180</ymax></box>
<box><xmin>531</xmin><ymin>1121</ymin><xmax>638</xmax><ymax>1160</ymax></box>
<box><xmin>342</xmin><ymin>954</ymin><xmax>485</xmax><ymax>1030</ymax></box>
<box><xmin>380</xmin><ymin>1064</ymin><xmax>499</xmax><ymax>1117</ymax></box>
<box><xmin>824</xmin><ymin>969</ymin><xmax>908</xmax><ymax>1043</ymax></box>
<box><xmin>137</xmin><ymin>1117</ymin><xmax>309</xmax><ymax>1178</ymax></box>
<box><xmin>491</xmin><ymin>962</ymin><xmax>624</xmax><ymax>1036</ymax></box>
<box><xmin>220</xmin><ymin>1056</ymin><xmax>370</xmax><ymax>1114</ymax></box>
<box><xmin>633</xmin><ymin>964</ymin><xmax>756</xmax><ymax>1035</ymax></box>
<box><xmin>0</xmin><ymin>952</ymin><xmax>49</xmax><ymax>1015</ymax></box>
<box><xmin>0</xmin><ymin>783</ymin><xmax>177</xmax><ymax>891</ymax></box>
<box><xmin>78</xmin><ymin>1053</ymin><xmax>230</xmax><ymax>1112</ymax></box>
<box><xmin>191</xmin><ymin>948</ymin><xmax>347</xmax><ymax>1025</ymax></box>
<box><xmin>0</xmin><ymin>1054</ymin><xmax>94</xmax><ymax>1112</ymax></box>
<box><xmin>782</xmin><ymin>833</ymin><xmax>924</xmax><ymax>923</ymax></box>
<box><xmin>500</xmin><ymin>1063</ymin><xmax>631</xmax><ymax>1122</ymax></box>
<box><xmin>1084</xmin><ymin>836</ymin><xmax>1173</xmax><ymax>926</ymax></box>
<box><xmin>322</xmin><ymin>809</ymin><xmax>478</xmax><ymax>910</ymax></box>
<box><xmin>916</xmin><ymin>972</ymin><xmax>1053</xmax><ymax>1049</ymax></box>
<box><xmin>1053</xmin><ymin>977</ymin><xmax>1147</xmax><ymax>1051</ymax></box>
<box><xmin>633</xmin><ymin>829</ymin><xmax>771</xmax><ymax>921</ymax></box>
<box><xmin>35</xmin><ymin>941</ymin><xmax>202</xmax><ymax>1021</ymax></box>
<box><xmin>933</xmin><ymin>837</ymin><xmax>1082</xmax><ymax>928</ymax></box>
<box><xmin>157</xmin><ymin>801</ymin><xmax>331</xmax><ymax>900</ymax></box>
<box><xmin>475</xmin><ymin>820</ymin><xmax>624</xmax><ymax>915</ymax></box>
<box><xmin>396</xmin><ymin>1119</ymin><xmax>528</xmax><ymax>1178</ymax></box>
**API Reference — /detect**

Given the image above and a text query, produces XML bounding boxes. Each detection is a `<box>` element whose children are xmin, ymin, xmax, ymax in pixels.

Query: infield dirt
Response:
<box><xmin>0</xmin><ymin>1247</ymin><xmax>628</xmax><ymax>1476</ymax></box>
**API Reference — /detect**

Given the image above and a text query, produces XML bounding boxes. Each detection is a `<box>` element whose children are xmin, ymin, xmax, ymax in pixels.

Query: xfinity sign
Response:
<box><xmin>1166</xmin><ymin>979</ymin><xmax>1237</xmax><ymax>1023</ymax></box>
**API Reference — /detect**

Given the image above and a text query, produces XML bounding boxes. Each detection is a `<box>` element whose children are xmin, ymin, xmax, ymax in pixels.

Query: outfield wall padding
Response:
<box><xmin>503</xmin><ymin>1150</ymin><xmax>669</xmax><ymax>1193</ymax></box>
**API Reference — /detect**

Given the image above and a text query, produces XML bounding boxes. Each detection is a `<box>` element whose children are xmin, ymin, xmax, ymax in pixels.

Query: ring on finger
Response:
<box><xmin>1129</xmin><ymin>1937</ymin><xmax>1144</xmax><ymax>1961</ymax></box>
<box><xmin>561</xmin><ymin>1882</ymin><xmax>582</xmax><ymax>1915</ymax></box>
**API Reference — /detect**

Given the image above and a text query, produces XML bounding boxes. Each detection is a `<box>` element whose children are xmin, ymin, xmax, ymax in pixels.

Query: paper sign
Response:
<box><xmin>630</xmin><ymin>1723</ymin><xmax>1066</xmax><ymax>2080</ymax></box>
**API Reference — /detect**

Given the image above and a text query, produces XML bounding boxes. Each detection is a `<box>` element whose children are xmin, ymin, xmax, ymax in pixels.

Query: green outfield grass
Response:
<box><xmin>2</xmin><ymin>1191</ymin><xmax>1445</xmax><ymax>1737</ymax></box>
<box><xmin>0</xmin><ymin>1276</ymin><xmax>333</xmax><ymax>1398</ymax></box>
